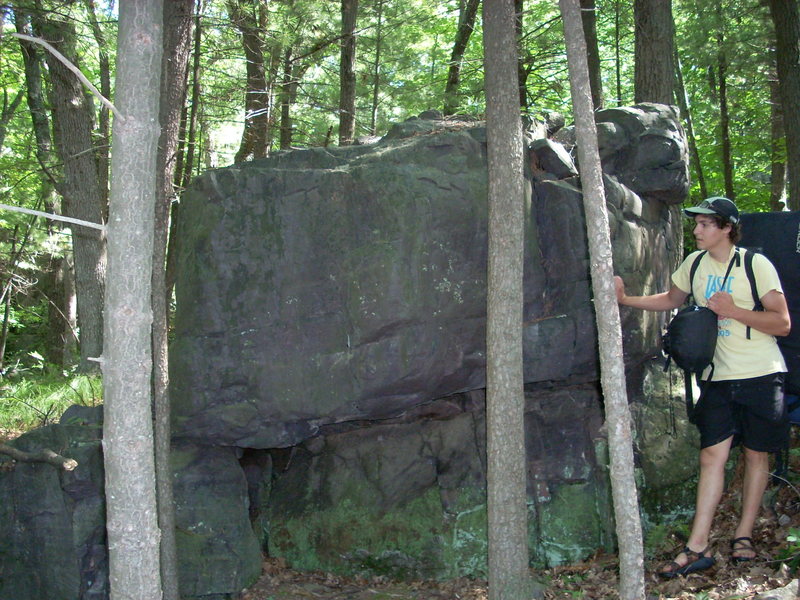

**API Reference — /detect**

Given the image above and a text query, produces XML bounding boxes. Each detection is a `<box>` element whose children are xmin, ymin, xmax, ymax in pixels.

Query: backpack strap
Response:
<box><xmin>687</xmin><ymin>251</ymin><xmax>707</xmax><ymax>304</ymax></box>
<box><xmin>741</xmin><ymin>248</ymin><xmax>763</xmax><ymax>340</ymax></box>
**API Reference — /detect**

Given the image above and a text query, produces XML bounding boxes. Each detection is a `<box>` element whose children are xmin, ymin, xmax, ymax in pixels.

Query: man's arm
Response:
<box><xmin>614</xmin><ymin>276</ymin><xmax>688</xmax><ymax>312</ymax></box>
<box><xmin>706</xmin><ymin>289</ymin><xmax>791</xmax><ymax>337</ymax></box>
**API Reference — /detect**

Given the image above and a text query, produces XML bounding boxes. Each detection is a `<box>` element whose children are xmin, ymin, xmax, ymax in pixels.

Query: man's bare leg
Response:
<box><xmin>661</xmin><ymin>436</ymin><xmax>733</xmax><ymax>571</ymax></box>
<box><xmin>731</xmin><ymin>447</ymin><xmax>769</xmax><ymax>560</ymax></box>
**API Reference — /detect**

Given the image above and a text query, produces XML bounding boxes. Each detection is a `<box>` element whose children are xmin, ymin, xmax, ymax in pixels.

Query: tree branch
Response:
<box><xmin>8</xmin><ymin>32</ymin><xmax>122</xmax><ymax>121</ymax></box>
<box><xmin>0</xmin><ymin>203</ymin><xmax>105</xmax><ymax>231</ymax></box>
<box><xmin>0</xmin><ymin>442</ymin><xmax>78</xmax><ymax>471</ymax></box>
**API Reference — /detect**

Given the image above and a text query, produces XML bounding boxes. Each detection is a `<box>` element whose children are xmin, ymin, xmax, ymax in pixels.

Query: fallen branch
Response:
<box><xmin>0</xmin><ymin>442</ymin><xmax>78</xmax><ymax>471</ymax></box>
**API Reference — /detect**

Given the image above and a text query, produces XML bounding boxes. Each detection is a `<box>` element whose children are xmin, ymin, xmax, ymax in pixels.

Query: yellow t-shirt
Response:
<box><xmin>672</xmin><ymin>246</ymin><xmax>787</xmax><ymax>381</ymax></box>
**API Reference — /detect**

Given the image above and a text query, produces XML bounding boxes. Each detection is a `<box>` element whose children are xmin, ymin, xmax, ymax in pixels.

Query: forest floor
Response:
<box><xmin>240</xmin><ymin>449</ymin><xmax>800</xmax><ymax>600</ymax></box>
<box><xmin>4</xmin><ymin>428</ymin><xmax>800</xmax><ymax>599</ymax></box>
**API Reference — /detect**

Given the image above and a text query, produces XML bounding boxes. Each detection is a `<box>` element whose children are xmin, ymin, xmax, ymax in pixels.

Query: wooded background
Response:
<box><xmin>0</xmin><ymin>0</ymin><xmax>797</xmax><ymax>374</ymax></box>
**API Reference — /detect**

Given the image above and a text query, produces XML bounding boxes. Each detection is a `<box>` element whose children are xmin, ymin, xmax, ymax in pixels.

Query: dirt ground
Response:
<box><xmin>4</xmin><ymin>428</ymin><xmax>800</xmax><ymax>599</ymax></box>
<box><xmin>239</xmin><ymin>452</ymin><xmax>800</xmax><ymax>600</ymax></box>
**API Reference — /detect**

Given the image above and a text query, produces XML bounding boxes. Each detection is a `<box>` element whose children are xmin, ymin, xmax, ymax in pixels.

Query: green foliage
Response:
<box><xmin>777</xmin><ymin>527</ymin><xmax>800</xmax><ymax>572</ymax></box>
<box><xmin>0</xmin><ymin>372</ymin><xmax>102</xmax><ymax>434</ymax></box>
<box><xmin>674</xmin><ymin>0</ymin><xmax>776</xmax><ymax>209</ymax></box>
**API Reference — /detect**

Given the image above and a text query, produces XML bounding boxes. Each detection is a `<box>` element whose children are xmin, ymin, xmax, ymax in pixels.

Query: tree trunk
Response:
<box><xmin>614</xmin><ymin>0</ymin><xmax>623</xmax><ymax>105</ymax></box>
<box><xmin>674</xmin><ymin>48</ymin><xmax>707</xmax><ymax>199</ymax></box>
<box><xmin>580</xmin><ymin>0</ymin><xmax>604</xmax><ymax>109</ymax></box>
<box><xmin>560</xmin><ymin>1</ymin><xmax>645</xmax><ymax>598</ymax></box>
<box><xmin>443</xmin><ymin>0</ymin><xmax>481</xmax><ymax>116</ymax></box>
<box><xmin>228</xmin><ymin>0</ymin><xmax>271</xmax><ymax>162</ymax></box>
<box><xmin>769</xmin><ymin>0</ymin><xmax>800</xmax><ymax>211</ymax></box>
<box><xmin>180</xmin><ymin>0</ymin><xmax>204</xmax><ymax>191</ymax></box>
<box><xmin>103</xmin><ymin>1</ymin><xmax>164</xmax><ymax>599</ymax></box>
<box><xmin>62</xmin><ymin>256</ymin><xmax>78</xmax><ymax>365</ymax></box>
<box><xmin>716</xmin><ymin>30</ymin><xmax>735</xmax><ymax>200</ymax></box>
<box><xmin>482</xmin><ymin>1</ymin><xmax>535</xmax><ymax>598</ymax></box>
<box><xmin>0</xmin><ymin>89</ymin><xmax>24</xmax><ymax>148</ymax></box>
<box><xmin>82</xmin><ymin>0</ymin><xmax>112</xmax><ymax>214</ymax></box>
<box><xmin>769</xmin><ymin>76</ymin><xmax>787</xmax><ymax>211</ymax></box>
<box><xmin>154</xmin><ymin>1</ymin><xmax>194</xmax><ymax>598</ymax></box>
<box><xmin>633</xmin><ymin>0</ymin><xmax>675</xmax><ymax>104</ymax></box>
<box><xmin>369</xmin><ymin>0</ymin><xmax>384</xmax><ymax>135</ymax></box>
<box><xmin>338</xmin><ymin>0</ymin><xmax>359</xmax><ymax>145</ymax></box>
<box><xmin>279</xmin><ymin>49</ymin><xmax>295</xmax><ymax>149</ymax></box>
<box><xmin>515</xmin><ymin>0</ymin><xmax>527</xmax><ymax>108</ymax></box>
<box><xmin>32</xmin><ymin>7</ymin><xmax>107</xmax><ymax>372</ymax></box>
<box><xmin>167</xmin><ymin>0</ymin><xmax>204</xmax><ymax>300</ymax></box>
<box><xmin>0</xmin><ymin>231</ymin><xmax>18</xmax><ymax>370</ymax></box>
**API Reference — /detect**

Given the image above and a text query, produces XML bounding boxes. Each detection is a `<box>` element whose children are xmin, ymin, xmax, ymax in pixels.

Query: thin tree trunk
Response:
<box><xmin>0</xmin><ymin>89</ymin><xmax>24</xmax><ymax>148</ymax></box>
<box><xmin>82</xmin><ymin>0</ymin><xmax>111</xmax><ymax>214</ymax></box>
<box><xmin>769</xmin><ymin>0</ymin><xmax>800</xmax><ymax>211</ymax></box>
<box><xmin>42</xmin><ymin>256</ymin><xmax>78</xmax><ymax>366</ymax></box>
<box><xmin>769</xmin><ymin>76</ymin><xmax>787</xmax><ymax>211</ymax></box>
<box><xmin>674</xmin><ymin>48</ymin><xmax>707</xmax><ymax>199</ymax></box>
<box><xmin>229</xmin><ymin>0</ymin><xmax>270</xmax><ymax>162</ymax></box>
<box><xmin>716</xmin><ymin>32</ymin><xmax>735</xmax><ymax>200</ymax></box>
<box><xmin>515</xmin><ymin>0</ymin><xmax>527</xmax><ymax>108</ymax></box>
<box><xmin>483</xmin><ymin>0</ymin><xmax>535</xmax><ymax>598</ymax></box>
<box><xmin>560</xmin><ymin>1</ymin><xmax>645</xmax><ymax>599</ymax></box>
<box><xmin>103</xmin><ymin>1</ymin><xmax>164</xmax><ymax>598</ymax></box>
<box><xmin>614</xmin><ymin>0</ymin><xmax>623</xmax><ymax>105</ymax></box>
<box><xmin>153</xmin><ymin>1</ymin><xmax>194</xmax><ymax>598</ymax></box>
<box><xmin>167</xmin><ymin>0</ymin><xmax>204</xmax><ymax>300</ymax></box>
<box><xmin>369</xmin><ymin>0</ymin><xmax>384</xmax><ymax>135</ymax></box>
<box><xmin>180</xmin><ymin>0</ymin><xmax>204</xmax><ymax>191</ymax></box>
<box><xmin>339</xmin><ymin>0</ymin><xmax>359</xmax><ymax>144</ymax></box>
<box><xmin>0</xmin><ymin>231</ymin><xmax>18</xmax><ymax>370</ymax></box>
<box><xmin>580</xmin><ymin>0</ymin><xmax>604</xmax><ymax>109</ymax></box>
<box><xmin>62</xmin><ymin>256</ymin><xmax>78</xmax><ymax>365</ymax></box>
<box><xmin>633</xmin><ymin>0</ymin><xmax>675</xmax><ymax>104</ymax></box>
<box><xmin>443</xmin><ymin>0</ymin><xmax>481</xmax><ymax>116</ymax></box>
<box><xmin>279</xmin><ymin>49</ymin><xmax>294</xmax><ymax>149</ymax></box>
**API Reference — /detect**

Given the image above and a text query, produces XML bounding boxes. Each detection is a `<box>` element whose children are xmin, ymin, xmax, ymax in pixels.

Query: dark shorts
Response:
<box><xmin>694</xmin><ymin>373</ymin><xmax>789</xmax><ymax>452</ymax></box>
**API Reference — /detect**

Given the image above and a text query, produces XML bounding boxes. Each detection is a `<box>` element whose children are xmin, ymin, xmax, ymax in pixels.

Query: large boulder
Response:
<box><xmin>170</xmin><ymin>103</ymin><xmax>687</xmax><ymax>450</ymax></box>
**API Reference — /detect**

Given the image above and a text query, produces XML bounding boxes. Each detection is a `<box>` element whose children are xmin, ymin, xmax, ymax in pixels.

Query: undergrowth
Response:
<box><xmin>0</xmin><ymin>371</ymin><xmax>101</xmax><ymax>437</ymax></box>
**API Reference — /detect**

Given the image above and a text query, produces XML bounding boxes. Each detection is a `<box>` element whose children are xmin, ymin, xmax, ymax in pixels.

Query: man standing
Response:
<box><xmin>615</xmin><ymin>197</ymin><xmax>791</xmax><ymax>577</ymax></box>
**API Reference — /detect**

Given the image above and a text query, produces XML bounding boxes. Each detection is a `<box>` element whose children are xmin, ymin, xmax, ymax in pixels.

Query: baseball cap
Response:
<box><xmin>683</xmin><ymin>196</ymin><xmax>739</xmax><ymax>224</ymax></box>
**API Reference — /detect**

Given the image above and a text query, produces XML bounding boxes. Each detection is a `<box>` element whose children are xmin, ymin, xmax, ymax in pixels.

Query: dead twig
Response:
<box><xmin>0</xmin><ymin>442</ymin><xmax>78</xmax><ymax>470</ymax></box>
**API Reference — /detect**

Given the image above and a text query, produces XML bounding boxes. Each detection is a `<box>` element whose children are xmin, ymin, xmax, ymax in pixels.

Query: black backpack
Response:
<box><xmin>662</xmin><ymin>251</ymin><xmax>737</xmax><ymax>423</ymax></box>
<box><xmin>739</xmin><ymin>211</ymin><xmax>800</xmax><ymax>399</ymax></box>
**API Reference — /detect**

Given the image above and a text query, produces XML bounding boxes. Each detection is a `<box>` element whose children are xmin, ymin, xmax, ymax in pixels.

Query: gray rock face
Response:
<box><xmin>171</xmin><ymin>102</ymin><xmax>687</xmax><ymax>450</ymax></box>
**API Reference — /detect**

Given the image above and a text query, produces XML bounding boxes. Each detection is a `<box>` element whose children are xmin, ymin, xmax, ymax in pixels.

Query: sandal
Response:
<box><xmin>730</xmin><ymin>536</ymin><xmax>756</xmax><ymax>562</ymax></box>
<box><xmin>658</xmin><ymin>546</ymin><xmax>715</xmax><ymax>579</ymax></box>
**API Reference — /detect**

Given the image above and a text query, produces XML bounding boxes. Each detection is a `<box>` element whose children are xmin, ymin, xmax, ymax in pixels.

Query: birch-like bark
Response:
<box><xmin>483</xmin><ymin>0</ymin><xmax>535</xmax><ymax>598</ymax></box>
<box><xmin>103</xmin><ymin>2</ymin><xmax>164</xmax><ymax>599</ymax></box>
<box><xmin>559</xmin><ymin>1</ymin><xmax>645</xmax><ymax>598</ymax></box>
